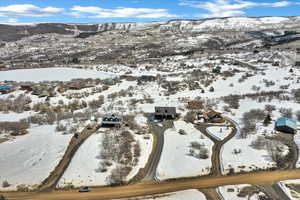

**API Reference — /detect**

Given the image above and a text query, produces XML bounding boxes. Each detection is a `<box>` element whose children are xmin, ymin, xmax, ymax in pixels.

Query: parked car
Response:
<box><xmin>79</xmin><ymin>186</ymin><xmax>91</xmax><ymax>192</ymax></box>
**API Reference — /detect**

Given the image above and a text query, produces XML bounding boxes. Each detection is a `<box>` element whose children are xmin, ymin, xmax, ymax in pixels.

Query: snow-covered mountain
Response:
<box><xmin>1</xmin><ymin>16</ymin><xmax>300</xmax><ymax>42</ymax></box>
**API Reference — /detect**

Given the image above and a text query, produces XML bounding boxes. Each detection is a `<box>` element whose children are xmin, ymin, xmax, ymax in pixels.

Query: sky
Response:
<box><xmin>0</xmin><ymin>0</ymin><xmax>299</xmax><ymax>23</ymax></box>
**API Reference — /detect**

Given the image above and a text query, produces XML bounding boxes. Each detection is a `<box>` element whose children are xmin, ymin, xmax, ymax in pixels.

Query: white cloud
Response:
<box><xmin>7</xmin><ymin>18</ymin><xmax>18</xmax><ymax>23</ymax></box>
<box><xmin>0</xmin><ymin>4</ymin><xmax>64</xmax><ymax>17</ymax></box>
<box><xmin>70</xmin><ymin>6</ymin><xmax>177</xmax><ymax>18</ymax></box>
<box><xmin>179</xmin><ymin>0</ymin><xmax>292</xmax><ymax>18</ymax></box>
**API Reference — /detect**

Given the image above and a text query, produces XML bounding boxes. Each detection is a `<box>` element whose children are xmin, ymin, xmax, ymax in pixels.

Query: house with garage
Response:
<box><xmin>198</xmin><ymin>110</ymin><xmax>225</xmax><ymax>123</ymax></box>
<box><xmin>154</xmin><ymin>106</ymin><xmax>177</xmax><ymax>120</ymax></box>
<box><xmin>275</xmin><ymin>117</ymin><xmax>297</xmax><ymax>134</ymax></box>
<box><xmin>101</xmin><ymin>114</ymin><xmax>123</xmax><ymax>128</ymax></box>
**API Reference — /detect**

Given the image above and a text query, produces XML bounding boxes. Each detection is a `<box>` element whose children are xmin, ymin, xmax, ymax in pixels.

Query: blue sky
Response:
<box><xmin>0</xmin><ymin>0</ymin><xmax>299</xmax><ymax>23</ymax></box>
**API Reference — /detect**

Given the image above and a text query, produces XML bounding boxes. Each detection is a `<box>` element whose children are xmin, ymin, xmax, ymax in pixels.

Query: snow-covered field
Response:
<box><xmin>58</xmin><ymin>131</ymin><xmax>153</xmax><ymax>188</ymax></box>
<box><xmin>220</xmin><ymin>97</ymin><xmax>299</xmax><ymax>174</ymax></box>
<box><xmin>57</xmin><ymin>133</ymin><xmax>108</xmax><ymax>188</ymax></box>
<box><xmin>0</xmin><ymin>111</ymin><xmax>33</xmax><ymax>122</ymax></box>
<box><xmin>218</xmin><ymin>184</ymin><xmax>266</xmax><ymax>200</ymax></box>
<box><xmin>0</xmin><ymin>125</ymin><xmax>72</xmax><ymax>191</ymax></box>
<box><xmin>0</xmin><ymin>48</ymin><xmax>299</xmax><ymax>191</ymax></box>
<box><xmin>206</xmin><ymin>126</ymin><xmax>232</xmax><ymax>141</ymax></box>
<box><xmin>221</xmin><ymin>134</ymin><xmax>276</xmax><ymax>175</ymax></box>
<box><xmin>0</xmin><ymin>67</ymin><xmax>116</xmax><ymax>82</ymax></box>
<box><xmin>116</xmin><ymin>189</ymin><xmax>206</xmax><ymax>200</ymax></box>
<box><xmin>156</xmin><ymin>120</ymin><xmax>214</xmax><ymax>180</ymax></box>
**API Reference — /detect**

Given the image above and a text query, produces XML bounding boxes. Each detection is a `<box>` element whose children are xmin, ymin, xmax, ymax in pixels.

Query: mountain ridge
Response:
<box><xmin>1</xmin><ymin>16</ymin><xmax>300</xmax><ymax>42</ymax></box>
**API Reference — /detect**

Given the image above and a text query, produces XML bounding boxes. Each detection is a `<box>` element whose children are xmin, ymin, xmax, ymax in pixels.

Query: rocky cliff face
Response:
<box><xmin>1</xmin><ymin>16</ymin><xmax>300</xmax><ymax>42</ymax></box>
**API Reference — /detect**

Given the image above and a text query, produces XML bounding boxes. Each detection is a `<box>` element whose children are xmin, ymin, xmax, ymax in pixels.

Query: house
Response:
<box><xmin>68</xmin><ymin>82</ymin><xmax>85</xmax><ymax>90</ymax></box>
<box><xmin>198</xmin><ymin>110</ymin><xmax>225</xmax><ymax>123</ymax></box>
<box><xmin>154</xmin><ymin>106</ymin><xmax>177</xmax><ymax>120</ymax></box>
<box><xmin>57</xmin><ymin>87</ymin><xmax>66</xmax><ymax>93</ymax></box>
<box><xmin>212</xmin><ymin>66</ymin><xmax>221</xmax><ymax>73</ymax></box>
<box><xmin>20</xmin><ymin>84</ymin><xmax>33</xmax><ymax>92</ymax></box>
<box><xmin>187</xmin><ymin>100</ymin><xmax>203</xmax><ymax>110</ymax></box>
<box><xmin>101</xmin><ymin>114</ymin><xmax>122</xmax><ymax>128</ymax></box>
<box><xmin>39</xmin><ymin>90</ymin><xmax>50</xmax><ymax>98</ymax></box>
<box><xmin>137</xmin><ymin>75</ymin><xmax>156</xmax><ymax>84</ymax></box>
<box><xmin>0</xmin><ymin>85</ymin><xmax>13</xmax><ymax>94</ymax></box>
<box><xmin>275</xmin><ymin>117</ymin><xmax>297</xmax><ymax>134</ymax></box>
<box><xmin>103</xmin><ymin>78</ymin><xmax>116</xmax><ymax>86</ymax></box>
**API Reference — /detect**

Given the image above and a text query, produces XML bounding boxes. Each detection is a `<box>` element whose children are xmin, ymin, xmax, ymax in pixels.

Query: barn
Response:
<box><xmin>275</xmin><ymin>117</ymin><xmax>297</xmax><ymax>134</ymax></box>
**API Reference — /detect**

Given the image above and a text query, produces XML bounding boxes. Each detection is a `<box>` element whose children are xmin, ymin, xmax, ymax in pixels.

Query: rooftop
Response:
<box><xmin>275</xmin><ymin>117</ymin><xmax>297</xmax><ymax>130</ymax></box>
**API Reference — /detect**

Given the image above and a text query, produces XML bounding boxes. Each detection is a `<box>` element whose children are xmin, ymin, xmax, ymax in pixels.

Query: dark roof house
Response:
<box><xmin>20</xmin><ymin>84</ymin><xmax>33</xmax><ymax>92</ymax></box>
<box><xmin>212</xmin><ymin>66</ymin><xmax>221</xmax><ymax>73</ymax></box>
<box><xmin>154</xmin><ymin>106</ymin><xmax>177</xmax><ymax>120</ymax></box>
<box><xmin>101</xmin><ymin>114</ymin><xmax>122</xmax><ymax>128</ymax></box>
<box><xmin>275</xmin><ymin>117</ymin><xmax>297</xmax><ymax>134</ymax></box>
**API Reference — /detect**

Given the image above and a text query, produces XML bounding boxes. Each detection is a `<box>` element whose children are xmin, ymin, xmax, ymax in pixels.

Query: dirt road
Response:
<box><xmin>257</xmin><ymin>184</ymin><xmax>291</xmax><ymax>200</ymax></box>
<box><xmin>201</xmin><ymin>188</ymin><xmax>223</xmax><ymax>200</ymax></box>
<box><xmin>37</xmin><ymin>125</ymin><xmax>98</xmax><ymax>192</ymax></box>
<box><xmin>4</xmin><ymin>169</ymin><xmax>300</xmax><ymax>200</ymax></box>
<box><xmin>195</xmin><ymin>118</ymin><xmax>237</xmax><ymax>176</ymax></box>
<box><xmin>143</xmin><ymin>121</ymin><xmax>173</xmax><ymax>181</ymax></box>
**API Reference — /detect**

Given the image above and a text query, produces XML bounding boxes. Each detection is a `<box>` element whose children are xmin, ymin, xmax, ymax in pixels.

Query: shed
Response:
<box><xmin>154</xmin><ymin>106</ymin><xmax>177</xmax><ymax>120</ymax></box>
<box><xmin>101</xmin><ymin>114</ymin><xmax>122</xmax><ymax>128</ymax></box>
<box><xmin>275</xmin><ymin>117</ymin><xmax>297</xmax><ymax>134</ymax></box>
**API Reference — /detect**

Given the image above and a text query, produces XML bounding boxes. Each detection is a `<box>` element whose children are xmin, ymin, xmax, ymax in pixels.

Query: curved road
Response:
<box><xmin>195</xmin><ymin>117</ymin><xmax>237</xmax><ymax>176</ymax></box>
